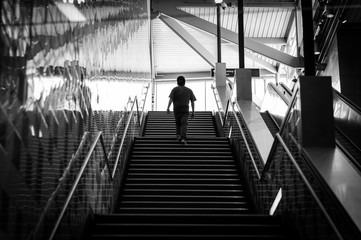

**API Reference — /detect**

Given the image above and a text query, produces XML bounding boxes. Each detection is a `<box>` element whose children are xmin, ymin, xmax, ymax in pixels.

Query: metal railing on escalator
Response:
<box><xmin>267</xmin><ymin>82</ymin><xmax>361</xmax><ymax>173</ymax></box>
<box><xmin>29</xmin><ymin>83</ymin><xmax>150</xmax><ymax>240</ymax></box>
<box><xmin>332</xmin><ymin>89</ymin><xmax>361</xmax><ymax>171</ymax></box>
<box><xmin>211</xmin><ymin>85</ymin><xmax>358</xmax><ymax>240</ymax></box>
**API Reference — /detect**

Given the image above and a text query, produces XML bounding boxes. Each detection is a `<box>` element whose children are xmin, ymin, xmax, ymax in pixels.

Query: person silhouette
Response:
<box><xmin>166</xmin><ymin>76</ymin><xmax>196</xmax><ymax>145</ymax></box>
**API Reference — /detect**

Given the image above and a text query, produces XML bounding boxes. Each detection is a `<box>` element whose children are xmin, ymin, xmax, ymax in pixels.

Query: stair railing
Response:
<box><xmin>210</xmin><ymin>84</ymin><xmax>261</xmax><ymax>179</ymax></box>
<box><xmin>261</xmin><ymin>87</ymin><xmax>300</xmax><ymax>178</ymax></box>
<box><xmin>259</xmin><ymin>86</ymin><xmax>352</xmax><ymax>239</ymax></box>
<box><xmin>29</xmin><ymin>82</ymin><xmax>151</xmax><ymax>240</ymax></box>
<box><xmin>46</xmin><ymin>92</ymin><xmax>148</xmax><ymax>240</ymax></box>
<box><xmin>48</xmin><ymin>131</ymin><xmax>112</xmax><ymax>240</ymax></box>
<box><xmin>139</xmin><ymin>83</ymin><xmax>150</xmax><ymax>126</ymax></box>
<box><xmin>272</xmin><ymin>132</ymin><xmax>343</xmax><ymax>240</ymax></box>
<box><xmin>228</xmin><ymin>100</ymin><xmax>261</xmax><ymax>179</ymax></box>
<box><xmin>29</xmin><ymin>132</ymin><xmax>90</xmax><ymax>240</ymax></box>
<box><xmin>213</xmin><ymin>82</ymin><xmax>353</xmax><ymax>239</ymax></box>
<box><xmin>41</xmin><ymin>96</ymin><xmax>144</xmax><ymax>240</ymax></box>
<box><xmin>211</xmin><ymin>84</ymin><xmax>224</xmax><ymax>126</ymax></box>
<box><xmin>112</xmin><ymin>95</ymin><xmax>140</xmax><ymax>179</ymax></box>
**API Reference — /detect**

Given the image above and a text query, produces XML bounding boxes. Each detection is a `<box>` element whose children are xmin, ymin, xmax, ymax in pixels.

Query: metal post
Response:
<box><xmin>238</xmin><ymin>0</ymin><xmax>245</xmax><ymax>68</ymax></box>
<box><xmin>217</xmin><ymin>4</ymin><xmax>221</xmax><ymax>63</ymax></box>
<box><xmin>300</xmin><ymin>0</ymin><xmax>316</xmax><ymax>76</ymax></box>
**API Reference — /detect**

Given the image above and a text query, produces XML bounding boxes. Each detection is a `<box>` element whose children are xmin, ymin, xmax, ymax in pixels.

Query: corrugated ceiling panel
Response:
<box><xmin>155</xmin><ymin>6</ymin><xmax>295</xmax><ymax>73</ymax></box>
<box><xmin>180</xmin><ymin>6</ymin><xmax>292</xmax><ymax>38</ymax></box>
<box><xmin>153</xmin><ymin>18</ymin><xmax>213</xmax><ymax>73</ymax></box>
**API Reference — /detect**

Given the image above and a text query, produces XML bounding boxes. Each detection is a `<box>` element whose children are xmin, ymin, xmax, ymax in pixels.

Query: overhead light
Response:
<box><xmin>339</xmin><ymin>15</ymin><xmax>347</xmax><ymax>24</ymax></box>
<box><xmin>314</xmin><ymin>41</ymin><xmax>321</xmax><ymax>55</ymax></box>
<box><xmin>323</xmin><ymin>5</ymin><xmax>334</xmax><ymax>18</ymax></box>
<box><xmin>215</xmin><ymin>0</ymin><xmax>223</xmax><ymax>4</ymax></box>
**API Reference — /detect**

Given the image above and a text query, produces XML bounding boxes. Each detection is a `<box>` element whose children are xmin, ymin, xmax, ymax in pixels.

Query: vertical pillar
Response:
<box><xmin>238</xmin><ymin>0</ymin><xmax>245</xmax><ymax>68</ymax></box>
<box><xmin>299</xmin><ymin>76</ymin><xmax>335</xmax><ymax>148</ymax></box>
<box><xmin>217</xmin><ymin>4</ymin><xmax>222</xmax><ymax>63</ymax></box>
<box><xmin>300</xmin><ymin>0</ymin><xmax>316</xmax><ymax>76</ymax></box>
<box><xmin>235</xmin><ymin>69</ymin><xmax>252</xmax><ymax>101</ymax></box>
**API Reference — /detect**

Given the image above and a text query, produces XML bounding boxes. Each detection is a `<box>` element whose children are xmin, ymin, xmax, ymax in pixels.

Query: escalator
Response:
<box><xmin>261</xmin><ymin>83</ymin><xmax>361</xmax><ymax>172</ymax></box>
<box><xmin>90</xmin><ymin>111</ymin><xmax>292</xmax><ymax>239</ymax></box>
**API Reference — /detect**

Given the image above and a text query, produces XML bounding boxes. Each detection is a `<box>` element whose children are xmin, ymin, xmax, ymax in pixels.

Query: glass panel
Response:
<box><xmin>0</xmin><ymin>0</ymin><xmax>151</xmax><ymax>239</ymax></box>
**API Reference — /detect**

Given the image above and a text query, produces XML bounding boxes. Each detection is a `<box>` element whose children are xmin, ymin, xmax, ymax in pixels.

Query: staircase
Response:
<box><xmin>90</xmin><ymin>111</ymin><xmax>290</xmax><ymax>239</ymax></box>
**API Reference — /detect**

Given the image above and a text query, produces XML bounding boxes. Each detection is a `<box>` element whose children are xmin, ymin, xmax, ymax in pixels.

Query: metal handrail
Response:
<box><xmin>261</xmin><ymin>87</ymin><xmax>300</xmax><ymax>179</ymax></box>
<box><xmin>30</xmin><ymin>132</ymin><xmax>89</xmax><ymax>240</ymax></box>
<box><xmin>105</xmin><ymin>83</ymin><xmax>150</xmax><ymax>171</ymax></box>
<box><xmin>112</xmin><ymin>96</ymin><xmax>140</xmax><ymax>179</ymax></box>
<box><xmin>211</xmin><ymin>84</ymin><xmax>223</xmax><ymax>126</ymax></box>
<box><xmin>106</xmin><ymin>114</ymin><xmax>125</xmax><ymax>165</ymax></box>
<box><xmin>48</xmin><ymin>93</ymin><xmax>148</xmax><ymax>239</ymax></box>
<box><xmin>49</xmin><ymin>131</ymin><xmax>107</xmax><ymax>240</ymax></box>
<box><xmin>229</xmin><ymin>101</ymin><xmax>261</xmax><ymax>179</ymax></box>
<box><xmin>222</xmin><ymin>99</ymin><xmax>230</xmax><ymax>128</ymax></box>
<box><xmin>333</xmin><ymin>89</ymin><xmax>361</xmax><ymax>115</ymax></box>
<box><xmin>210</xmin><ymin>85</ymin><xmax>260</xmax><ymax>178</ymax></box>
<box><xmin>275</xmin><ymin>133</ymin><xmax>343</xmax><ymax>240</ymax></box>
<box><xmin>139</xmin><ymin>83</ymin><xmax>150</xmax><ymax>125</ymax></box>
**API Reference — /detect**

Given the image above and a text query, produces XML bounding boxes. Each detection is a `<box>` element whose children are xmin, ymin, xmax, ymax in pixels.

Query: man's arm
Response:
<box><xmin>190</xmin><ymin>100</ymin><xmax>195</xmax><ymax>118</ymax></box>
<box><xmin>167</xmin><ymin>98</ymin><xmax>173</xmax><ymax>114</ymax></box>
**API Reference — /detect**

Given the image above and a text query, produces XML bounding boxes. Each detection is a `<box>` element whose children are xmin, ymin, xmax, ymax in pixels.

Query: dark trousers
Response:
<box><xmin>174</xmin><ymin>111</ymin><xmax>189</xmax><ymax>140</ymax></box>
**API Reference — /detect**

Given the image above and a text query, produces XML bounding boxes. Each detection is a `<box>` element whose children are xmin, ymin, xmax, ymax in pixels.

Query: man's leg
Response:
<box><xmin>174</xmin><ymin>112</ymin><xmax>181</xmax><ymax>141</ymax></box>
<box><xmin>180</xmin><ymin>112</ymin><xmax>189</xmax><ymax>142</ymax></box>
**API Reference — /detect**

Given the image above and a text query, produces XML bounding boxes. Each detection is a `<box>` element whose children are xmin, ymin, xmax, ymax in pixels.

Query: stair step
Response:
<box><xmin>124</xmin><ymin>183</ymin><xmax>243</xmax><ymax>190</ymax></box>
<box><xmin>129</xmin><ymin>159</ymin><xmax>235</xmax><ymax>163</ymax></box>
<box><xmin>130</xmin><ymin>155</ymin><xmax>234</xmax><ymax>160</ymax></box>
<box><xmin>132</xmin><ymin>147</ymin><xmax>231</xmax><ymax>151</ymax></box>
<box><xmin>128</xmin><ymin>164</ymin><xmax>236</xmax><ymax>169</ymax></box>
<box><xmin>126</xmin><ymin>173</ymin><xmax>239</xmax><ymax>178</ymax></box>
<box><xmin>119</xmin><ymin>201</ymin><xmax>248</xmax><ymax>208</ymax></box>
<box><xmin>117</xmin><ymin>207</ymin><xmax>250</xmax><ymax>214</ymax></box>
<box><xmin>131</xmin><ymin>151</ymin><xmax>233</xmax><ymax>156</ymax></box>
<box><xmin>95</xmin><ymin>213</ymin><xmax>283</xmax><ymax>224</ymax></box>
<box><xmin>125</xmin><ymin>178</ymin><xmax>242</xmax><ymax>184</ymax></box>
<box><xmin>92</xmin><ymin>234</ymin><xmax>287</xmax><ymax>239</ymax></box>
<box><xmin>93</xmin><ymin>223</ymin><xmax>283</xmax><ymax>235</ymax></box>
<box><xmin>121</xmin><ymin>189</ymin><xmax>245</xmax><ymax>196</ymax></box>
<box><xmin>127</xmin><ymin>168</ymin><xmax>237</xmax><ymax>173</ymax></box>
<box><xmin>120</xmin><ymin>195</ymin><xmax>246</xmax><ymax>202</ymax></box>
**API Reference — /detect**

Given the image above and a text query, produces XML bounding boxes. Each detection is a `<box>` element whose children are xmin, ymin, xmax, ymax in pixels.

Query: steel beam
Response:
<box><xmin>153</xmin><ymin>2</ymin><xmax>304</xmax><ymax>68</ymax></box>
<box><xmin>249</xmin><ymin>37</ymin><xmax>287</xmax><ymax>45</ymax></box>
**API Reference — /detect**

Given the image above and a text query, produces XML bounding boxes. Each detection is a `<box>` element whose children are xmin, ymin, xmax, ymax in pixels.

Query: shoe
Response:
<box><xmin>181</xmin><ymin>139</ymin><xmax>187</xmax><ymax>145</ymax></box>
<box><xmin>177</xmin><ymin>136</ymin><xmax>181</xmax><ymax>142</ymax></box>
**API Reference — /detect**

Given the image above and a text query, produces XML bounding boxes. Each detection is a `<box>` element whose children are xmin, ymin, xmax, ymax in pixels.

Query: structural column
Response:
<box><xmin>300</xmin><ymin>0</ymin><xmax>316</xmax><ymax>76</ymax></box>
<box><xmin>299</xmin><ymin>76</ymin><xmax>335</xmax><ymax>148</ymax></box>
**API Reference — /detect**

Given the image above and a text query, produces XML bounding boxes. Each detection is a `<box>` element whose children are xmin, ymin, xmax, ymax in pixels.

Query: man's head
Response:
<box><xmin>177</xmin><ymin>76</ymin><xmax>186</xmax><ymax>86</ymax></box>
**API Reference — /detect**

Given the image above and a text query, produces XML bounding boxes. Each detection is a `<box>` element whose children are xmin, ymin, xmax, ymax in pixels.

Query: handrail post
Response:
<box><xmin>135</xmin><ymin>97</ymin><xmax>141</xmax><ymax>127</ymax></box>
<box><xmin>211</xmin><ymin>84</ymin><xmax>224</xmax><ymax>127</ymax></box>
<box><xmin>112</xmin><ymin>98</ymin><xmax>136</xmax><ymax>179</ymax></box>
<box><xmin>100</xmin><ymin>134</ymin><xmax>113</xmax><ymax>181</ymax></box>
<box><xmin>222</xmin><ymin>100</ymin><xmax>230</xmax><ymax>128</ymax></box>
